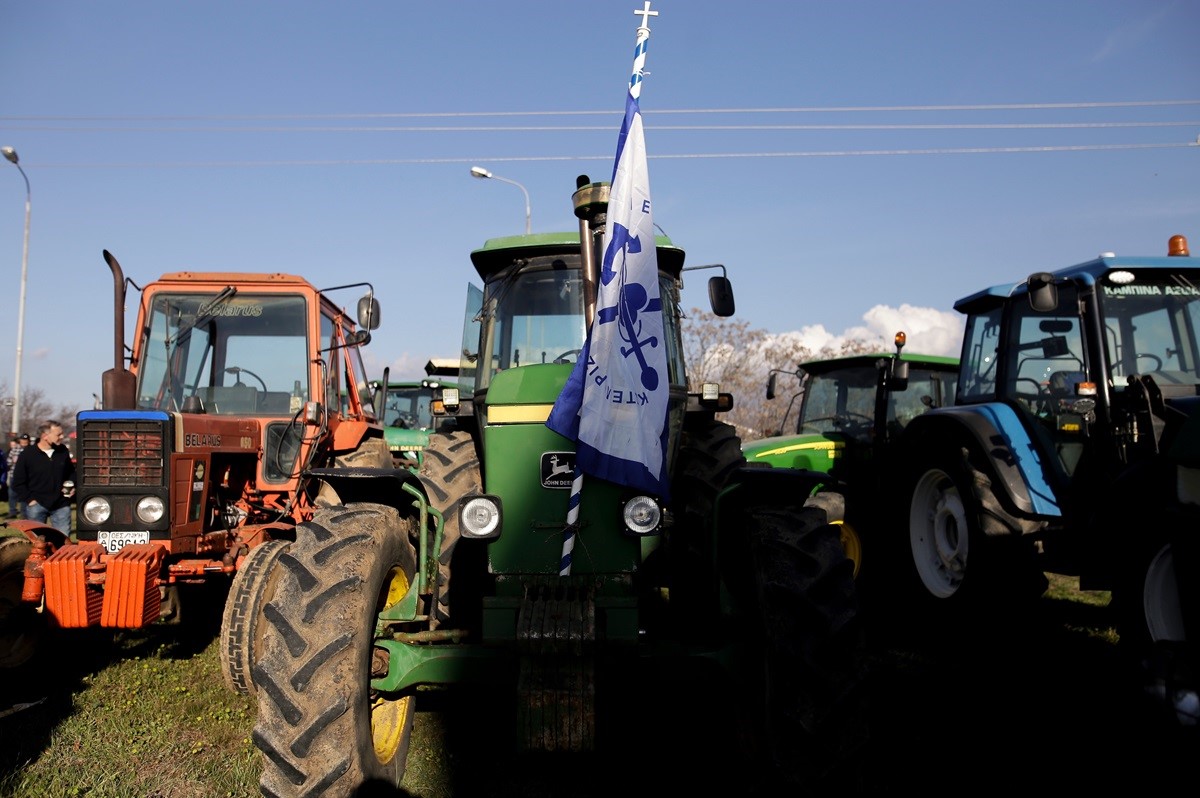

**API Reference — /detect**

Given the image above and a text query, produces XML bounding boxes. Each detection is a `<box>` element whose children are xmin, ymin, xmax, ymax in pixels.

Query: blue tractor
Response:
<box><xmin>896</xmin><ymin>235</ymin><xmax>1198</xmax><ymax>723</ymax></box>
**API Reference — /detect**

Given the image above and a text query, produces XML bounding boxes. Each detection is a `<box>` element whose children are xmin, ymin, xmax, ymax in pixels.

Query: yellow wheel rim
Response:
<box><xmin>372</xmin><ymin>692</ymin><xmax>415</xmax><ymax>763</ymax></box>
<box><xmin>835</xmin><ymin>520</ymin><xmax>863</xmax><ymax>579</ymax></box>
<box><xmin>371</xmin><ymin>565</ymin><xmax>414</xmax><ymax>763</ymax></box>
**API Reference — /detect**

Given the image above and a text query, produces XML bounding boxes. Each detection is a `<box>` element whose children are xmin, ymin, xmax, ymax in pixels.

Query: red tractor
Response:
<box><xmin>0</xmin><ymin>251</ymin><xmax>437</xmax><ymax>700</ymax></box>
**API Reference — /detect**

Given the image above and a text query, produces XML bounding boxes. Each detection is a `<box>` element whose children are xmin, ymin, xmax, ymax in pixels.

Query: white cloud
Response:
<box><xmin>767</xmin><ymin>304</ymin><xmax>964</xmax><ymax>358</ymax></box>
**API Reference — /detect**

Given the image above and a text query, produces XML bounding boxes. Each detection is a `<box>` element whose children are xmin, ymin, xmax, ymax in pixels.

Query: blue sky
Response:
<box><xmin>1</xmin><ymin>0</ymin><xmax>1197</xmax><ymax>414</ymax></box>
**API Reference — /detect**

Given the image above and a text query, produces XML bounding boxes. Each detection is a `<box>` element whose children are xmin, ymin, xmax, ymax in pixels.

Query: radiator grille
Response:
<box><xmin>79</xmin><ymin>419</ymin><xmax>166</xmax><ymax>487</ymax></box>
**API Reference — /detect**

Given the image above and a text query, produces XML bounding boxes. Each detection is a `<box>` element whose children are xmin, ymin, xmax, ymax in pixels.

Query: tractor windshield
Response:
<box><xmin>1098</xmin><ymin>269</ymin><xmax>1200</xmax><ymax>388</ymax></box>
<box><xmin>383</xmin><ymin>384</ymin><xmax>436</xmax><ymax>430</ymax></box>
<box><xmin>474</xmin><ymin>260</ymin><xmax>587</xmax><ymax>391</ymax></box>
<box><xmin>137</xmin><ymin>292</ymin><xmax>310</xmax><ymax>415</ymax></box>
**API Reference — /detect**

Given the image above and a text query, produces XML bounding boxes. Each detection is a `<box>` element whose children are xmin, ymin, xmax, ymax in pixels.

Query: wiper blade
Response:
<box><xmin>166</xmin><ymin>286</ymin><xmax>237</xmax><ymax>347</ymax></box>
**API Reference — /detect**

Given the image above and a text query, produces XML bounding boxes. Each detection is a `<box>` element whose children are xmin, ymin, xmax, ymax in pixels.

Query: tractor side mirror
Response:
<box><xmin>889</xmin><ymin>359</ymin><xmax>910</xmax><ymax>391</ymax></box>
<box><xmin>1027</xmin><ymin>272</ymin><xmax>1058</xmax><ymax>313</ymax></box>
<box><xmin>708</xmin><ymin>276</ymin><xmax>735</xmax><ymax>317</ymax></box>
<box><xmin>767</xmin><ymin>372</ymin><xmax>778</xmax><ymax>400</ymax></box>
<box><xmin>358</xmin><ymin>295</ymin><xmax>382</xmax><ymax>330</ymax></box>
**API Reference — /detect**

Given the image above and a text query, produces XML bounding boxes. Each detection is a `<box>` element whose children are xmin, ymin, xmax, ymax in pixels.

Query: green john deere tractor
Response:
<box><xmin>409</xmin><ymin>175</ymin><xmax>868</xmax><ymax>789</ymax></box>
<box><xmin>742</xmin><ymin>333</ymin><xmax>958</xmax><ymax>589</ymax></box>
<box><xmin>377</xmin><ymin>361</ymin><xmax>464</xmax><ymax>469</ymax></box>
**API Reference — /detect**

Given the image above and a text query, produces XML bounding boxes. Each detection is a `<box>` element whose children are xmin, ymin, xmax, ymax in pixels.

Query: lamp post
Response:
<box><xmin>1</xmin><ymin>146</ymin><xmax>30</xmax><ymax>438</ymax></box>
<box><xmin>470</xmin><ymin>166</ymin><xmax>531</xmax><ymax>235</ymax></box>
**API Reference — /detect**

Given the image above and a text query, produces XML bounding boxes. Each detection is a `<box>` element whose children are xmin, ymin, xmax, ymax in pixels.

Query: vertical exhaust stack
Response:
<box><xmin>101</xmin><ymin>250</ymin><xmax>137</xmax><ymax>410</ymax></box>
<box><xmin>573</xmin><ymin>174</ymin><xmax>609</xmax><ymax>331</ymax></box>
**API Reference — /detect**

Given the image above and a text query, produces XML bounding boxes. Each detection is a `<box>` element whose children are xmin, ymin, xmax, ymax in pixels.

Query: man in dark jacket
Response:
<box><xmin>12</xmin><ymin>420</ymin><xmax>76</xmax><ymax>534</ymax></box>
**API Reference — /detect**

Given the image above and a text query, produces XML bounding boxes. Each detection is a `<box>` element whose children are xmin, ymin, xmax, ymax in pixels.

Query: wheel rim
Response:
<box><xmin>1144</xmin><ymin>544</ymin><xmax>1186</xmax><ymax>642</ymax></box>
<box><xmin>909</xmin><ymin>468</ymin><xmax>968</xmax><ymax>598</ymax></box>
<box><xmin>371</xmin><ymin>565</ymin><xmax>414</xmax><ymax>764</ymax></box>
<box><xmin>835</xmin><ymin>520</ymin><xmax>862</xmax><ymax>579</ymax></box>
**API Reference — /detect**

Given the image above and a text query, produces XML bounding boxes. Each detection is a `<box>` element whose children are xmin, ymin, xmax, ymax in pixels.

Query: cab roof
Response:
<box><xmin>954</xmin><ymin>247</ymin><xmax>1197</xmax><ymax>316</ymax></box>
<box><xmin>799</xmin><ymin>351</ymin><xmax>959</xmax><ymax>374</ymax></box>
<box><xmin>469</xmin><ymin>232</ymin><xmax>686</xmax><ymax>279</ymax></box>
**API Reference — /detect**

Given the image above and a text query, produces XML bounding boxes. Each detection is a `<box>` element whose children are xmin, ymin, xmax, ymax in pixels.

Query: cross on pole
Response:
<box><xmin>633</xmin><ymin>1</ymin><xmax>657</xmax><ymax>32</ymax></box>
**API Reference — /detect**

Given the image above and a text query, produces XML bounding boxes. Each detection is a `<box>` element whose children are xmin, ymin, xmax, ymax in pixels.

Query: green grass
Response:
<box><xmin>0</xmin><ymin>574</ymin><xmax>1134</xmax><ymax>797</ymax></box>
<box><xmin>0</xmin><ymin>630</ymin><xmax>260</xmax><ymax>798</ymax></box>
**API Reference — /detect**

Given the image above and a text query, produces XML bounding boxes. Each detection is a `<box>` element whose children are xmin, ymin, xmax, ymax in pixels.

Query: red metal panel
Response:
<box><xmin>43</xmin><ymin>544</ymin><xmax>104</xmax><ymax>628</ymax></box>
<box><xmin>101</xmin><ymin>544</ymin><xmax>164</xmax><ymax>628</ymax></box>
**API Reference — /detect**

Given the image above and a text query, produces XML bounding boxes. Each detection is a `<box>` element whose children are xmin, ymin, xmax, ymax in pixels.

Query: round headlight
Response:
<box><xmin>623</xmin><ymin>495</ymin><xmax>661</xmax><ymax>536</ymax></box>
<box><xmin>460</xmin><ymin>496</ymin><xmax>500</xmax><ymax>538</ymax></box>
<box><xmin>136</xmin><ymin>496</ymin><xmax>166</xmax><ymax>524</ymax></box>
<box><xmin>82</xmin><ymin>496</ymin><xmax>112</xmax><ymax>525</ymax></box>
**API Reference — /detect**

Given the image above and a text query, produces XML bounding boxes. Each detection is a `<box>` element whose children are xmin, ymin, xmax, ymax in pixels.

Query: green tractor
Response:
<box><xmin>403</xmin><ymin>175</ymin><xmax>867</xmax><ymax>789</ymax></box>
<box><xmin>742</xmin><ymin>333</ymin><xmax>959</xmax><ymax>588</ymax></box>
<box><xmin>377</xmin><ymin>359</ymin><xmax>464</xmax><ymax>469</ymax></box>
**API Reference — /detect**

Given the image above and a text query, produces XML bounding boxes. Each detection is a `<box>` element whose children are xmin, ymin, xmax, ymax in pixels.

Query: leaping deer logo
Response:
<box><xmin>548</xmin><ymin>454</ymin><xmax>573</xmax><ymax>478</ymax></box>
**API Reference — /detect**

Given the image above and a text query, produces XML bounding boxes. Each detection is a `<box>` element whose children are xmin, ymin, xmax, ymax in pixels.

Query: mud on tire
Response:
<box><xmin>219</xmin><ymin>539</ymin><xmax>292</xmax><ymax>696</ymax></box>
<box><xmin>252</xmin><ymin>504</ymin><xmax>420</xmax><ymax>797</ymax></box>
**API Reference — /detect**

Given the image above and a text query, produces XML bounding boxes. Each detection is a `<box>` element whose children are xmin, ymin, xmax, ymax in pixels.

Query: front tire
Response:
<box><xmin>908</xmin><ymin>462</ymin><xmax>976</xmax><ymax>600</ymax></box>
<box><xmin>0</xmin><ymin>537</ymin><xmax>40</xmax><ymax>669</ymax></box>
<box><xmin>252</xmin><ymin>504</ymin><xmax>420</xmax><ymax>796</ymax></box>
<box><xmin>218</xmin><ymin>539</ymin><xmax>291</xmax><ymax>696</ymax></box>
<box><xmin>743</xmin><ymin>503</ymin><xmax>868</xmax><ymax>789</ymax></box>
<box><xmin>418</xmin><ymin>429</ymin><xmax>482</xmax><ymax>629</ymax></box>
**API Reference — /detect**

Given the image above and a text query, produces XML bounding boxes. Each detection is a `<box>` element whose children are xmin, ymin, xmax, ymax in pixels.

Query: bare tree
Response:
<box><xmin>681</xmin><ymin>310</ymin><xmax>874</xmax><ymax>441</ymax></box>
<box><xmin>0</xmin><ymin>383</ymin><xmax>84</xmax><ymax>438</ymax></box>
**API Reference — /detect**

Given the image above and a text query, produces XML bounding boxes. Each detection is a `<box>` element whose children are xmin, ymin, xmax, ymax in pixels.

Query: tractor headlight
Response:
<box><xmin>82</xmin><ymin>496</ymin><xmax>112</xmax><ymax>525</ymax></box>
<box><xmin>460</xmin><ymin>495</ymin><xmax>501</xmax><ymax>539</ymax></box>
<box><xmin>136</xmin><ymin>496</ymin><xmax>166</xmax><ymax>524</ymax></box>
<box><xmin>622</xmin><ymin>495</ymin><xmax>662</xmax><ymax>536</ymax></box>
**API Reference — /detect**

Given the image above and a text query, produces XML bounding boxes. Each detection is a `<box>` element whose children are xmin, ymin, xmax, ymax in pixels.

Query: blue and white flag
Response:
<box><xmin>547</xmin><ymin>8</ymin><xmax>670</xmax><ymax>501</ymax></box>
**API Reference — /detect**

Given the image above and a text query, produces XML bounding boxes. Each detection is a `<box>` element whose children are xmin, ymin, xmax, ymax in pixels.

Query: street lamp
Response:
<box><xmin>470</xmin><ymin>166</ymin><xmax>531</xmax><ymax>235</ymax></box>
<box><xmin>2</xmin><ymin>146</ymin><xmax>30</xmax><ymax>438</ymax></box>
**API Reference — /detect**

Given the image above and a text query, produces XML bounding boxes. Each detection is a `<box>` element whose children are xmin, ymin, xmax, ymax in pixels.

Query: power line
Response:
<box><xmin>2</xmin><ymin>121</ymin><xmax>1197</xmax><ymax>134</ymax></box>
<box><xmin>23</xmin><ymin>140</ymin><xmax>1197</xmax><ymax>169</ymax></box>
<box><xmin>2</xmin><ymin>99</ymin><xmax>1197</xmax><ymax>122</ymax></box>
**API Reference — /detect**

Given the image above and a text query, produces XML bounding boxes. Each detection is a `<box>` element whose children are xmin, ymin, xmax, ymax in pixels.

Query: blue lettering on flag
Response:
<box><xmin>547</xmin><ymin>86</ymin><xmax>671</xmax><ymax>500</ymax></box>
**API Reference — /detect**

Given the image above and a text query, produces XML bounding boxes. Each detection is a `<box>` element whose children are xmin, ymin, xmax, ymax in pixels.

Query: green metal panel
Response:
<box><xmin>741</xmin><ymin>433</ymin><xmax>846</xmax><ymax>472</ymax></box>
<box><xmin>482</xmin><ymin>422</ymin><xmax>640</xmax><ymax>575</ymax></box>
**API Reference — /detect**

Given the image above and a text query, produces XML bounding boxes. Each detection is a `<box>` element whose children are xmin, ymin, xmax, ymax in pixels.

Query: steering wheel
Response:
<box><xmin>1110</xmin><ymin>353</ymin><xmax>1165</xmax><ymax>377</ymax></box>
<box><xmin>552</xmin><ymin>349</ymin><xmax>583</xmax><ymax>364</ymax></box>
<box><xmin>226</xmin><ymin>366</ymin><xmax>268</xmax><ymax>392</ymax></box>
<box><xmin>800</xmin><ymin>412</ymin><xmax>873</xmax><ymax>433</ymax></box>
<box><xmin>1136</xmin><ymin>353</ymin><xmax>1164</xmax><ymax>371</ymax></box>
<box><xmin>1014</xmin><ymin>378</ymin><xmax>1050</xmax><ymax>415</ymax></box>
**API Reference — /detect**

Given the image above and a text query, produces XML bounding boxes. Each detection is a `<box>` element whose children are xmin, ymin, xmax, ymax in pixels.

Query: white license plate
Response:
<box><xmin>98</xmin><ymin>530</ymin><xmax>151</xmax><ymax>555</ymax></box>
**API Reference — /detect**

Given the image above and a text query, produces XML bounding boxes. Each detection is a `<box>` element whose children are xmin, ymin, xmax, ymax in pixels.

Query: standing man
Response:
<box><xmin>6</xmin><ymin>433</ymin><xmax>28</xmax><ymax>519</ymax></box>
<box><xmin>12</xmin><ymin>421</ymin><xmax>75</xmax><ymax>534</ymax></box>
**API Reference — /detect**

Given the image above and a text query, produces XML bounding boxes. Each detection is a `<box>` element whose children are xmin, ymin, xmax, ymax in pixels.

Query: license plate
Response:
<box><xmin>98</xmin><ymin>530</ymin><xmax>151</xmax><ymax>555</ymax></box>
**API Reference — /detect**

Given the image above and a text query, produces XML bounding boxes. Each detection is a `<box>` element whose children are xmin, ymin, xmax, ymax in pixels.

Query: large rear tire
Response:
<box><xmin>1114</xmin><ymin>536</ymin><xmax>1197</xmax><ymax>724</ymax></box>
<box><xmin>218</xmin><ymin>539</ymin><xmax>291</xmax><ymax>696</ymax></box>
<box><xmin>0</xmin><ymin>537</ymin><xmax>40</xmax><ymax>669</ymax></box>
<box><xmin>669</xmin><ymin>419</ymin><xmax>745</xmax><ymax>628</ymax></box>
<box><xmin>418</xmin><ymin>428</ymin><xmax>482</xmax><ymax>628</ymax></box>
<box><xmin>252</xmin><ymin>504</ymin><xmax>420</xmax><ymax>796</ymax></box>
<box><xmin>743</xmin><ymin>503</ymin><xmax>868</xmax><ymax>790</ymax></box>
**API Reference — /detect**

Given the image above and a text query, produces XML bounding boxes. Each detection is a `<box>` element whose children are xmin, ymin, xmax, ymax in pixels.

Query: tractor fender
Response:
<box><xmin>904</xmin><ymin>404</ymin><xmax>1061</xmax><ymax>519</ymax></box>
<box><xmin>306</xmin><ymin>465</ymin><xmax>432</xmax><ymax>517</ymax></box>
<box><xmin>718</xmin><ymin>465</ymin><xmax>845</xmax><ymax>517</ymax></box>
